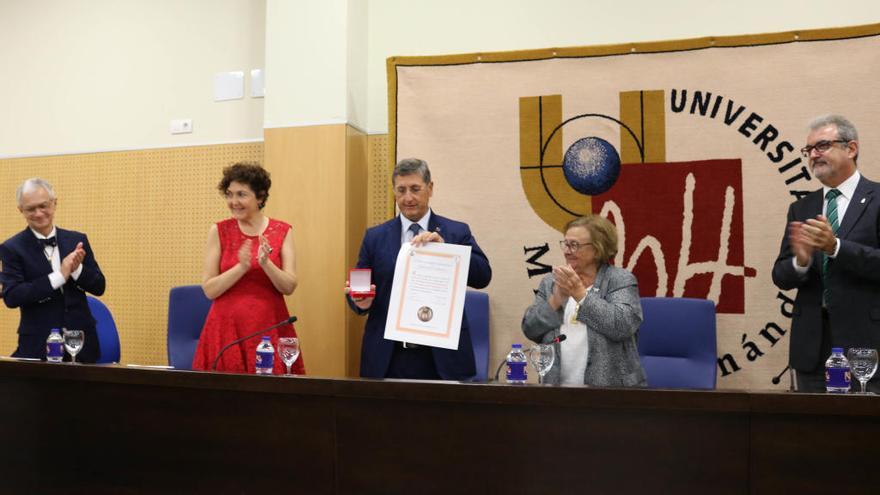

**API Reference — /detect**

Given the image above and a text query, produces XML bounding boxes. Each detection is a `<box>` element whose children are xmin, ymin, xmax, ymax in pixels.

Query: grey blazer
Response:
<box><xmin>522</xmin><ymin>264</ymin><xmax>647</xmax><ymax>387</ymax></box>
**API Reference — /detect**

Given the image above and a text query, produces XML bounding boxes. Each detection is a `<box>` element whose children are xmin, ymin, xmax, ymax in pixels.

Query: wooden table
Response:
<box><xmin>0</xmin><ymin>359</ymin><xmax>877</xmax><ymax>494</ymax></box>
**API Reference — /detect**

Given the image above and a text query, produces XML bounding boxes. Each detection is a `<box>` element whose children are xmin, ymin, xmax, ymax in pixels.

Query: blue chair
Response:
<box><xmin>167</xmin><ymin>285</ymin><xmax>213</xmax><ymax>370</ymax></box>
<box><xmin>637</xmin><ymin>297</ymin><xmax>717</xmax><ymax>389</ymax></box>
<box><xmin>87</xmin><ymin>296</ymin><xmax>120</xmax><ymax>364</ymax></box>
<box><xmin>465</xmin><ymin>290</ymin><xmax>490</xmax><ymax>382</ymax></box>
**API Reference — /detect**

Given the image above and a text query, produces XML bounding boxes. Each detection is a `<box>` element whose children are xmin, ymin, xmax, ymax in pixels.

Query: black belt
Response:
<box><xmin>397</xmin><ymin>341</ymin><xmax>422</xmax><ymax>349</ymax></box>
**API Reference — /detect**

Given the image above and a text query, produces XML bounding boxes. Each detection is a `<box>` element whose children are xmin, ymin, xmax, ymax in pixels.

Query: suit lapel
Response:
<box><xmin>427</xmin><ymin>211</ymin><xmax>442</xmax><ymax>238</ymax></box>
<box><xmin>55</xmin><ymin>228</ymin><xmax>70</xmax><ymax>258</ymax></box>
<box><xmin>388</xmin><ymin>216</ymin><xmax>403</xmax><ymax>251</ymax></box>
<box><xmin>836</xmin><ymin>177</ymin><xmax>874</xmax><ymax>239</ymax></box>
<box><xmin>805</xmin><ymin>189</ymin><xmax>824</xmax><ymax>218</ymax></box>
<box><xmin>26</xmin><ymin>228</ymin><xmax>54</xmax><ymax>271</ymax></box>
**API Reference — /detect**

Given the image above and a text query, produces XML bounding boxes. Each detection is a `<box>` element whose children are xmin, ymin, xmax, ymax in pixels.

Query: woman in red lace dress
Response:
<box><xmin>192</xmin><ymin>162</ymin><xmax>305</xmax><ymax>374</ymax></box>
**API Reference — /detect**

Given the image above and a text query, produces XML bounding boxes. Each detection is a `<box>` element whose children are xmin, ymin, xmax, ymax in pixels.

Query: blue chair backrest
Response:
<box><xmin>87</xmin><ymin>296</ymin><xmax>120</xmax><ymax>364</ymax></box>
<box><xmin>637</xmin><ymin>297</ymin><xmax>717</xmax><ymax>389</ymax></box>
<box><xmin>167</xmin><ymin>285</ymin><xmax>213</xmax><ymax>370</ymax></box>
<box><xmin>465</xmin><ymin>290</ymin><xmax>490</xmax><ymax>381</ymax></box>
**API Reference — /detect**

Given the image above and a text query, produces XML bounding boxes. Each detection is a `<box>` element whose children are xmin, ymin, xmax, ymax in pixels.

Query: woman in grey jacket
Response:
<box><xmin>522</xmin><ymin>215</ymin><xmax>646</xmax><ymax>387</ymax></box>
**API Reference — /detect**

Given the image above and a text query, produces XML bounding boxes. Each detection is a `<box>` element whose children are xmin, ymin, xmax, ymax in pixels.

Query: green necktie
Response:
<box><xmin>822</xmin><ymin>188</ymin><xmax>841</xmax><ymax>304</ymax></box>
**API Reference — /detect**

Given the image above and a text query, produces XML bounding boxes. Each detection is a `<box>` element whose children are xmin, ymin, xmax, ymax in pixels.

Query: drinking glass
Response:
<box><xmin>528</xmin><ymin>343</ymin><xmax>555</xmax><ymax>384</ymax></box>
<box><xmin>277</xmin><ymin>337</ymin><xmax>300</xmax><ymax>376</ymax></box>
<box><xmin>63</xmin><ymin>329</ymin><xmax>84</xmax><ymax>364</ymax></box>
<box><xmin>847</xmin><ymin>348</ymin><xmax>878</xmax><ymax>394</ymax></box>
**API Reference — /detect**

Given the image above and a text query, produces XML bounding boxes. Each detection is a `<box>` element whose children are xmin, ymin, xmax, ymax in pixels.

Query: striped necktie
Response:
<box><xmin>822</xmin><ymin>188</ymin><xmax>841</xmax><ymax>304</ymax></box>
<box><xmin>407</xmin><ymin>223</ymin><xmax>422</xmax><ymax>241</ymax></box>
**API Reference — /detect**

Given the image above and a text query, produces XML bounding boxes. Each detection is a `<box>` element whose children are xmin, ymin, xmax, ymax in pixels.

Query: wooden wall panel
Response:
<box><xmin>264</xmin><ymin>124</ymin><xmax>350</xmax><ymax>377</ymax></box>
<box><xmin>0</xmin><ymin>143</ymin><xmax>263</xmax><ymax>365</ymax></box>
<box><xmin>345</xmin><ymin>128</ymin><xmax>368</xmax><ymax>376</ymax></box>
<box><xmin>367</xmin><ymin>134</ymin><xmax>393</xmax><ymax>226</ymax></box>
<box><xmin>0</xmin><ymin>134</ymin><xmax>385</xmax><ymax>375</ymax></box>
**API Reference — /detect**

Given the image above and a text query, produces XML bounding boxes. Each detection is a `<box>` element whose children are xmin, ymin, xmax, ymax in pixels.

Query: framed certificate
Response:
<box><xmin>383</xmin><ymin>242</ymin><xmax>471</xmax><ymax>350</ymax></box>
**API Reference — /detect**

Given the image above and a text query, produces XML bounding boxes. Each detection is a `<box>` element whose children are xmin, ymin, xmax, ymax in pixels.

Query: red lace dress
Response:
<box><xmin>192</xmin><ymin>218</ymin><xmax>305</xmax><ymax>374</ymax></box>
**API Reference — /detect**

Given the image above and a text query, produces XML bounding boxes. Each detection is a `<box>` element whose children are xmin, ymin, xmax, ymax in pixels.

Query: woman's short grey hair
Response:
<box><xmin>16</xmin><ymin>178</ymin><xmax>55</xmax><ymax>205</ymax></box>
<box><xmin>392</xmin><ymin>158</ymin><xmax>432</xmax><ymax>184</ymax></box>
<box><xmin>564</xmin><ymin>214</ymin><xmax>619</xmax><ymax>264</ymax></box>
<box><xmin>810</xmin><ymin>114</ymin><xmax>859</xmax><ymax>142</ymax></box>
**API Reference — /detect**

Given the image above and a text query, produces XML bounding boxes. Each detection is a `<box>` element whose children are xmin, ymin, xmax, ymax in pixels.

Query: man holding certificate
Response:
<box><xmin>346</xmin><ymin>158</ymin><xmax>492</xmax><ymax>380</ymax></box>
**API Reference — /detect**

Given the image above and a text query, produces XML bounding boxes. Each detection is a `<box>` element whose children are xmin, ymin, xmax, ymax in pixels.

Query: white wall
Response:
<box><xmin>264</xmin><ymin>0</ymin><xmax>349</xmax><ymax>129</ymax></box>
<box><xmin>365</xmin><ymin>0</ymin><xmax>880</xmax><ymax>134</ymax></box>
<box><xmin>0</xmin><ymin>0</ymin><xmax>266</xmax><ymax>157</ymax></box>
<box><xmin>346</xmin><ymin>0</ymin><xmax>368</xmax><ymax>132</ymax></box>
<box><xmin>3</xmin><ymin>0</ymin><xmax>880</xmax><ymax>154</ymax></box>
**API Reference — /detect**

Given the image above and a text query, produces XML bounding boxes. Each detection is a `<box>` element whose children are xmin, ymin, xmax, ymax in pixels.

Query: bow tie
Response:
<box><xmin>37</xmin><ymin>237</ymin><xmax>57</xmax><ymax>248</ymax></box>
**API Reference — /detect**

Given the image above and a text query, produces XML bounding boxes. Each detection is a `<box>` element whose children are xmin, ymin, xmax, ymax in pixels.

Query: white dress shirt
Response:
<box><xmin>793</xmin><ymin>170</ymin><xmax>861</xmax><ymax>273</ymax></box>
<box><xmin>32</xmin><ymin>227</ymin><xmax>82</xmax><ymax>290</ymax></box>
<box><xmin>400</xmin><ymin>210</ymin><xmax>431</xmax><ymax>245</ymax></box>
<box><xmin>559</xmin><ymin>290</ymin><xmax>590</xmax><ymax>385</ymax></box>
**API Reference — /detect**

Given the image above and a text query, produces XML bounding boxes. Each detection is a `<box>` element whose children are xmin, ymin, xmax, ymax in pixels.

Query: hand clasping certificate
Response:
<box><xmin>383</xmin><ymin>242</ymin><xmax>471</xmax><ymax>350</ymax></box>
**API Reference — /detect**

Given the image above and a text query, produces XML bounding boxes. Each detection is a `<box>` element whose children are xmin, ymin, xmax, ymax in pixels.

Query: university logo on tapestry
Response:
<box><xmin>393</xmin><ymin>27</ymin><xmax>880</xmax><ymax>387</ymax></box>
<box><xmin>518</xmin><ymin>90</ymin><xmax>761</xmax><ymax>314</ymax></box>
<box><xmin>515</xmin><ymin>88</ymin><xmax>823</xmax><ymax>381</ymax></box>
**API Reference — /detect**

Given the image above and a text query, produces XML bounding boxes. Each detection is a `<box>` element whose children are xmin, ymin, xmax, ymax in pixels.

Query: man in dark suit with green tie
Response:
<box><xmin>772</xmin><ymin>115</ymin><xmax>880</xmax><ymax>392</ymax></box>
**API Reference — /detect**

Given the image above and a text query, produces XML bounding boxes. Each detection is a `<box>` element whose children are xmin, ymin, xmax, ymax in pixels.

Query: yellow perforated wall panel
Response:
<box><xmin>367</xmin><ymin>134</ymin><xmax>393</xmax><ymax>225</ymax></box>
<box><xmin>0</xmin><ymin>143</ymin><xmax>263</xmax><ymax>365</ymax></box>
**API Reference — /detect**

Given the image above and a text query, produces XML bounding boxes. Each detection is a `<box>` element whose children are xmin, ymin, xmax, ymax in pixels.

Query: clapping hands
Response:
<box><xmin>60</xmin><ymin>242</ymin><xmax>86</xmax><ymax>280</ymax></box>
<box><xmin>550</xmin><ymin>265</ymin><xmax>587</xmax><ymax>308</ymax></box>
<box><xmin>257</xmin><ymin>235</ymin><xmax>272</xmax><ymax>266</ymax></box>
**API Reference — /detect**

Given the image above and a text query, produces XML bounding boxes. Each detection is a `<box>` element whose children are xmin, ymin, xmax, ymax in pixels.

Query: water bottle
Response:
<box><xmin>505</xmin><ymin>343</ymin><xmax>528</xmax><ymax>384</ymax></box>
<box><xmin>255</xmin><ymin>336</ymin><xmax>275</xmax><ymax>375</ymax></box>
<box><xmin>825</xmin><ymin>347</ymin><xmax>851</xmax><ymax>393</ymax></box>
<box><xmin>46</xmin><ymin>328</ymin><xmax>64</xmax><ymax>363</ymax></box>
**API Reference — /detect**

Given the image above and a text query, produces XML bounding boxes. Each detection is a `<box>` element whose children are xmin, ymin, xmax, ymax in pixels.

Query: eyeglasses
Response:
<box><xmin>21</xmin><ymin>201</ymin><xmax>55</xmax><ymax>215</ymax></box>
<box><xmin>559</xmin><ymin>240</ymin><xmax>592</xmax><ymax>252</ymax></box>
<box><xmin>800</xmin><ymin>139</ymin><xmax>849</xmax><ymax>158</ymax></box>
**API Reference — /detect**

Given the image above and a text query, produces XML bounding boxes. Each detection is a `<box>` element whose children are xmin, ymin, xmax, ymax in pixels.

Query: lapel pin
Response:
<box><xmin>861</xmin><ymin>198</ymin><xmax>866</xmax><ymax>204</ymax></box>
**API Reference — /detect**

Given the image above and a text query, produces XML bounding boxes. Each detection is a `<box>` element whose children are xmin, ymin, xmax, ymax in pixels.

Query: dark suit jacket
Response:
<box><xmin>772</xmin><ymin>175</ymin><xmax>880</xmax><ymax>372</ymax></box>
<box><xmin>348</xmin><ymin>213</ymin><xmax>492</xmax><ymax>380</ymax></box>
<box><xmin>0</xmin><ymin>227</ymin><xmax>105</xmax><ymax>360</ymax></box>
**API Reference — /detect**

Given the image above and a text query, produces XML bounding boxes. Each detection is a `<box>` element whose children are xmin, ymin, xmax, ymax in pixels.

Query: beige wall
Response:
<box><xmin>365</xmin><ymin>0</ymin><xmax>880</xmax><ymax>133</ymax></box>
<box><xmin>264</xmin><ymin>0</ymin><xmax>349</xmax><ymax>128</ymax></box>
<box><xmin>0</xmin><ymin>0</ymin><xmax>266</xmax><ymax>157</ymax></box>
<box><xmin>6</xmin><ymin>0</ymin><xmax>880</xmax><ymax>145</ymax></box>
<box><xmin>4</xmin><ymin>1</ymin><xmax>880</xmax><ymax>150</ymax></box>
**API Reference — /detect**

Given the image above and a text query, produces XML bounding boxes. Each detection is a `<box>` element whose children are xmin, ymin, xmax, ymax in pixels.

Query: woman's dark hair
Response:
<box><xmin>217</xmin><ymin>162</ymin><xmax>271</xmax><ymax>209</ymax></box>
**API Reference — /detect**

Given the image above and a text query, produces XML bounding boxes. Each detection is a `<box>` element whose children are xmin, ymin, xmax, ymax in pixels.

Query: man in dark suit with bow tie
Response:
<box><xmin>346</xmin><ymin>158</ymin><xmax>492</xmax><ymax>380</ymax></box>
<box><xmin>772</xmin><ymin>115</ymin><xmax>880</xmax><ymax>392</ymax></box>
<box><xmin>0</xmin><ymin>178</ymin><xmax>106</xmax><ymax>362</ymax></box>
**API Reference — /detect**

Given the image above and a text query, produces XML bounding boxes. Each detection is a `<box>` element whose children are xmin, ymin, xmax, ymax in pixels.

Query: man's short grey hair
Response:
<box><xmin>810</xmin><ymin>114</ymin><xmax>859</xmax><ymax>143</ymax></box>
<box><xmin>392</xmin><ymin>158</ymin><xmax>432</xmax><ymax>184</ymax></box>
<box><xmin>16</xmin><ymin>178</ymin><xmax>56</xmax><ymax>205</ymax></box>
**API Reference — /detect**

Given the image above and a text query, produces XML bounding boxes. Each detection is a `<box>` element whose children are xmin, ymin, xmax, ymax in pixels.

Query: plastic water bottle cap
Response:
<box><xmin>831</xmin><ymin>347</ymin><xmax>843</xmax><ymax>354</ymax></box>
<box><xmin>262</xmin><ymin>336</ymin><xmax>271</xmax><ymax>341</ymax></box>
<box><xmin>512</xmin><ymin>343</ymin><xmax>522</xmax><ymax>348</ymax></box>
